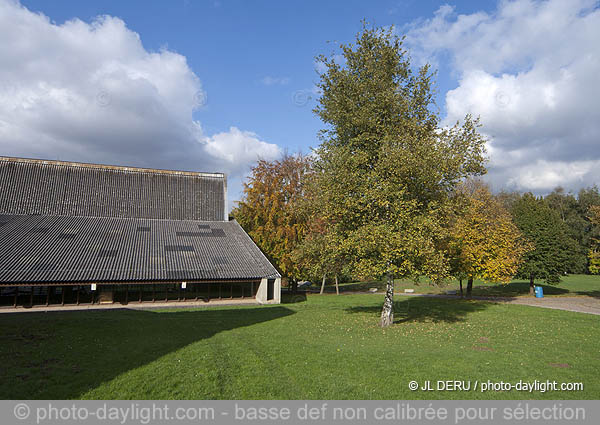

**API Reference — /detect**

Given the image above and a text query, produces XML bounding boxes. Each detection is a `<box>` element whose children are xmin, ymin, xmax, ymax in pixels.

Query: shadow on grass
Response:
<box><xmin>345</xmin><ymin>297</ymin><xmax>492</xmax><ymax>324</ymax></box>
<box><xmin>0</xmin><ymin>305</ymin><xmax>294</xmax><ymax>399</ymax></box>
<box><xmin>281</xmin><ymin>292</ymin><xmax>307</xmax><ymax>303</ymax></box>
<box><xmin>471</xmin><ymin>281</ymin><xmax>570</xmax><ymax>297</ymax></box>
<box><xmin>574</xmin><ymin>290</ymin><xmax>600</xmax><ymax>298</ymax></box>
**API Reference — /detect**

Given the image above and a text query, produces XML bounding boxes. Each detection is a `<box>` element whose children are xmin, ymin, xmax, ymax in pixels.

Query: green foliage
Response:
<box><xmin>588</xmin><ymin>205</ymin><xmax>600</xmax><ymax>274</ymax></box>
<box><xmin>589</xmin><ymin>253</ymin><xmax>600</xmax><ymax>275</ymax></box>
<box><xmin>291</xmin><ymin>219</ymin><xmax>347</xmax><ymax>283</ymax></box>
<box><xmin>232</xmin><ymin>154</ymin><xmax>312</xmax><ymax>279</ymax></box>
<box><xmin>309</xmin><ymin>23</ymin><xmax>487</xmax><ymax>282</ymax></box>
<box><xmin>545</xmin><ymin>186</ymin><xmax>600</xmax><ymax>273</ymax></box>
<box><xmin>511</xmin><ymin>193</ymin><xmax>575</xmax><ymax>284</ymax></box>
<box><xmin>498</xmin><ymin>186</ymin><xmax>600</xmax><ymax>276</ymax></box>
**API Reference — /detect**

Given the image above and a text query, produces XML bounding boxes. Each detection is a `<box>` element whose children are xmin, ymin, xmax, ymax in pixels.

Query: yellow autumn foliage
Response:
<box><xmin>450</xmin><ymin>182</ymin><xmax>532</xmax><ymax>284</ymax></box>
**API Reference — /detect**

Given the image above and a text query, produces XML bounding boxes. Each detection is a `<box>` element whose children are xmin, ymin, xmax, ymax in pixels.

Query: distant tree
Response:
<box><xmin>495</xmin><ymin>190</ymin><xmax>522</xmax><ymax>211</ymax></box>
<box><xmin>577</xmin><ymin>186</ymin><xmax>600</xmax><ymax>214</ymax></box>
<box><xmin>292</xmin><ymin>221</ymin><xmax>345</xmax><ymax>294</ymax></box>
<box><xmin>578</xmin><ymin>186</ymin><xmax>600</xmax><ymax>273</ymax></box>
<box><xmin>312</xmin><ymin>23</ymin><xmax>487</xmax><ymax>326</ymax></box>
<box><xmin>511</xmin><ymin>193</ymin><xmax>574</xmax><ymax>294</ymax></box>
<box><xmin>449</xmin><ymin>181</ymin><xmax>532</xmax><ymax>297</ymax></box>
<box><xmin>546</xmin><ymin>187</ymin><xmax>589</xmax><ymax>273</ymax></box>
<box><xmin>232</xmin><ymin>153</ymin><xmax>312</xmax><ymax>283</ymax></box>
<box><xmin>498</xmin><ymin>186</ymin><xmax>600</xmax><ymax>275</ymax></box>
<box><xmin>588</xmin><ymin>205</ymin><xmax>600</xmax><ymax>275</ymax></box>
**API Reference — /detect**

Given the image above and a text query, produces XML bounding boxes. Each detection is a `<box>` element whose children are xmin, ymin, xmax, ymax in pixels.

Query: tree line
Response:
<box><xmin>232</xmin><ymin>24</ymin><xmax>600</xmax><ymax>326</ymax></box>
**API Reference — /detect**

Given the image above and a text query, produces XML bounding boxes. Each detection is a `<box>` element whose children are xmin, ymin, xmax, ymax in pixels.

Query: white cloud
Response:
<box><xmin>405</xmin><ymin>0</ymin><xmax>600</xmax><ymax>194</ymax></box>
<box><xmin>0</xmin><ymin>0</ymin><xmax>281</xmax><ymax>207</ymax></box>
<box><xmin>205</xmin><ymin>127</ymin><xmax>281</xmax><ymax>165</ymax></box>
<box><xmin>261</xmin><ymin>76</ymin><xmax>290</xmax><ymax>86</ymax></box>
<box><xmin>506</xmin><ymin>159</ymin><xmax>597</xmax><ymax>190</ymax></box>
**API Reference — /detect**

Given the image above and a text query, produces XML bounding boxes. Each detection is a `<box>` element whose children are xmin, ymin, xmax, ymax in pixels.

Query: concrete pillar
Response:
<box><xmin>274</xmin><ymin>277</ymin><xmax>281</xmax><ymax>304</ymax></box>
<box><xmin>255</xmin><ymin>277</ymin><xmax>281</xmax><ymax>304</ymax></box>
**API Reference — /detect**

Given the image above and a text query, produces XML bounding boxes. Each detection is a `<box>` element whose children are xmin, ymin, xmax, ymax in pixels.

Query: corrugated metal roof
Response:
<box><xmin>0</xmin><ymin>214</ymin><xmax>280</xmax><ymax>284</ymax></box>
<box><xmin>0</xmin><ymin>157</ymin><xmax>226</xmax><ymax>221</ymax></box>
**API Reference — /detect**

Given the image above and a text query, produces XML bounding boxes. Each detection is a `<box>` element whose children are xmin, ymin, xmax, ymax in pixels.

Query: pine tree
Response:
<box><xmin>511</xmin><ymin>193</ymin><xmax>574</xmax><ymax>294</ymax></box>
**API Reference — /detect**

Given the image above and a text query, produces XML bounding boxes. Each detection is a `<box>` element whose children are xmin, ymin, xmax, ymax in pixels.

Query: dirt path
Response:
<box><xmin>501</xmin><ymin>296</ymin><xmax>600</xmax><ymax>315</ymax></box>
<box><xmin>399</xmin><ymin>293</ymin><xmax>600</xmax><ymax>315</ymax></box>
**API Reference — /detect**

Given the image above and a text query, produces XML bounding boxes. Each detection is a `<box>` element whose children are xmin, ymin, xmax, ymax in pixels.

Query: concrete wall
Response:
<box><xmin>255</xmin><ymin>277</ymin><xmax>281</xmax><ymax>304</ymax></box>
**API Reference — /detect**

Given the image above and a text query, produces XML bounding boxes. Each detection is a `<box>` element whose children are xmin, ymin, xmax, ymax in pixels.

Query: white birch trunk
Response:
<box><xmin>380</xmin><ymin>274</ymin><xmax>394</xmax><ymax>327</ymax></box>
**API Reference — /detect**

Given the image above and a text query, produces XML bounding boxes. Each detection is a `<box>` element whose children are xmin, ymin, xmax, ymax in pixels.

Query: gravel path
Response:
<box><xmin>399</xmin><ymin>293</ymin><xmax>600</xmax><ymax>315</ymax></box>
<box><xmin>501</xmin><ymin>296</ymin><xmax>600</xmax><ymax>315</ymax></box>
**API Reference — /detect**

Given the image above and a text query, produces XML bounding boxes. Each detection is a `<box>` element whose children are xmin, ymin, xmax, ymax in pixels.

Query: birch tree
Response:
<box><xmin>312</xmin><ymin>23</ymin><xmax>487</xmax><ymax>326</ymax></box>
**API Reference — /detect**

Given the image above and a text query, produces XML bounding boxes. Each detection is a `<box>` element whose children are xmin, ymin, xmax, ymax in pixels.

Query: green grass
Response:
<box><xmin>1</xmin><ymin>293</ymin><xmax>598</xmax><ymax>400</ymax></box>
<box><xmin>332</xmin><ymin>274</ymin><xmax>600</xmax><ymax>298</ymax></box>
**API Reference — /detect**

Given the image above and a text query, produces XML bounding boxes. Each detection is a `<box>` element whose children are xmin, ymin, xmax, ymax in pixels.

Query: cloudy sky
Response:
<box><xmin>0</xmin><ymin>0</ymin><xmax>598</xmax><ymax>207</ymax></box>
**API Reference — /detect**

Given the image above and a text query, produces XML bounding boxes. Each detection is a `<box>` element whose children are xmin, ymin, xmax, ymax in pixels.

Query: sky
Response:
<box><xmin>1</xmin><ymin>0</ymin><xmax>599</xmax><ymax>209</ymax></box>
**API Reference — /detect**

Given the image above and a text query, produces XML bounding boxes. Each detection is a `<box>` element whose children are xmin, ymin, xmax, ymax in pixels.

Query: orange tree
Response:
<box><xmin>232</xmin><ymin>153</ymin><xmax>312</xmax><ymax>283</ymax></box>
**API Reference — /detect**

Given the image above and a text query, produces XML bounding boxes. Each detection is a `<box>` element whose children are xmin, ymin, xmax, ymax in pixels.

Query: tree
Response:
<box><xmin>232</xmin><ymin>153</ymin><xmax>312</xmax><ymax>282</ymax></box>
<box><xmin>578</xmin><ymin>187</ymin><xmax>600</xmax><ymax>273</ymax></box>
<box><xmin>312</xmin><ymin>23</ymin><xmax>487</xmax><ymax>326</ymax></box>
<box><xmin>511</xmin><ymin>193</ymin><xmax>574</xmax><ymax>294</ymax></box>
<box><xmin>495</xmin><ymin>190</ymin><xmax>522</xmax><ymax>211</ymax></box>
<box><xmin>588</xmin><ymin>205</ymin><xmax>600</xmax><ymax>274</ymax></box>
<box><xmin>448</xmin><ymin>181</ymin><xmax>531</xmax><ymax>297</ymax></box>
<box><xmin>292</xmin><ymin>222</ymin><xmax>346</xmax><ymax>294</ymax></box>
<box><xmin>497</xmin><ymin>186</ymin><xmax>600</xmax><ymax>275</ymax></box>
<box><xmin>545</xmin><ymin>187</ymin><xmax>589</xmax><ymax>273</ymax></box>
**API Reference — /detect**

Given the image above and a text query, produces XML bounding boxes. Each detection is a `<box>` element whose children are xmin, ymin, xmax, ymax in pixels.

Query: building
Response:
<box><xmin>0</xmin><ymin>156</ymin><xmax>281</xmax><ymax>308</ymax></box>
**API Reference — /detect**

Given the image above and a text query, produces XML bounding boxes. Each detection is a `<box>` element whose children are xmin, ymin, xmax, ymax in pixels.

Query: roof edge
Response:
<box><xmin>0</xmin><ymin>156</ymin><xmax>224</xmax><ymax>179</ymax></box>
<box><xmin>230</xmin><ymin>219</ymin><xmax>282</xmax><ymax>278</ymax></box>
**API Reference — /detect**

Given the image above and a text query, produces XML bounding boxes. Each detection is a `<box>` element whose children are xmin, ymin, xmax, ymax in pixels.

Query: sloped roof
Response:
<box><xmin>0</xmin><ymin>157</ymin><xmax>226</xmax><ymax>221</ymax></box>
<box><xmin>0</xmin><ymin>214</ymin><xmax>279</xmax><ymax>285</ymax></box>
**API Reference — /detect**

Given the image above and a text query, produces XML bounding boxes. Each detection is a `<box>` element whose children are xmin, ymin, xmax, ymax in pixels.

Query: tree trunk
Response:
<box><xmin>320</xmin><ymin>274</ymin><xmax>326</xmax><ymax>295</ymax></box>
<box><xmin>459</xmin><ymin>279</ymin><xmax>463</xmax><ymax>298</ymax></box>
<box><xmin>466</xmin><ymin>277</ymin><xmax>473</xmax><ymax>298</ymax></box>
<box><xmin>529</xmin><ymin>274</ymin><xmax>535</xmax><ymax>296</ymax></box>
<box><xmin>335</xmin><ymin>275</ymin><xmax>339</xmax><ymax>295</ymax></box>
<box><xmin>380</xmin><ymin>274</ymin><xmax>394</xmax><ymax>327</ymax></box>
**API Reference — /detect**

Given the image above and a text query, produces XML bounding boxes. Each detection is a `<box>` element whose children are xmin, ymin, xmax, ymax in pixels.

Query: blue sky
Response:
<box><xmin>19</xmin><ymin>0</ymin><xmax>487</xmax><ymax>153</ymax></box>
<box><xmin>2</xmin><ymin>0</ymin><xmax>599</xmax><ymax>206</ymax></box>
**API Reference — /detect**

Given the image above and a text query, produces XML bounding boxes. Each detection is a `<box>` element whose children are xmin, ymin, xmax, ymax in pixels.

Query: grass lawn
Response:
<box><xmin>1</xmin><ymin>293</ymin><xmax>598</xmax><ymax>400</ymax></box>
<box><xmin>332</xmin><ymin>274</ymin><xmax>600</xmax><ymax>298</ymax></box>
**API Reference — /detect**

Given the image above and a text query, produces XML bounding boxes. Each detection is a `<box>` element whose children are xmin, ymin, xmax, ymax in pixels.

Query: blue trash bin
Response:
<box><xmin>534</xmin><ymin>286</ymin><xmax>544</xmax><ymax>298</ymax></box>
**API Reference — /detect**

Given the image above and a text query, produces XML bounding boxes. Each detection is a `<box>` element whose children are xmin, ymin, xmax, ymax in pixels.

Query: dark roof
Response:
<box><xmin>0</xmin><ymin>214</ymin><xmax>279</xmax><ymax>284</ymax></box>
<box><xmin>0</xmin><ymin>157</ymin><xmax>226</xmax><ymax>221</ymax></box>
